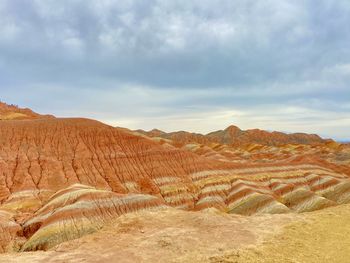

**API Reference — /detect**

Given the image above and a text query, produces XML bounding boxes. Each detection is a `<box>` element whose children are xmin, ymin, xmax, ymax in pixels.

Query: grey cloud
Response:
<box><xmin>0</xmin><ymin>0</ymin><xmax>349</xmax><ymax>140</ymax></box>
<box><xmin>1</xmin><ymin>0</ymin><xmax>349</xmax><ymax>88</ymax></box>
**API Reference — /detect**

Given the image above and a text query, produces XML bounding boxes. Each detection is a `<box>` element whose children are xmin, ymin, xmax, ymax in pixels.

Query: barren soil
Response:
<box><xmin>1</xmin><ymin>204</ymin><xmax>350</xmax><ymax>262</ymax></box>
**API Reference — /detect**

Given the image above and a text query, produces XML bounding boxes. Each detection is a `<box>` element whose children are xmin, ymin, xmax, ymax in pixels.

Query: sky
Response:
<box><xmin>0</xmin><ymin>0</ymin><xmax>350</xmax><ymax>140</ymax></box>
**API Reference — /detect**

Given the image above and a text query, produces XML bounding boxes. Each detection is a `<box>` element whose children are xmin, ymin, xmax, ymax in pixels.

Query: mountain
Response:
<box><xmin>135</xmin><ymin>129</ymin><xmax>210</xmax><ymax>146</ymax></box>
<box><xmin>0</xmin><ymin>117</ymin><xmax>218</xmax><ymax>201</ymax></box>
<box><xmin>0</xmin><ymin>103</ymin><xmax>349</xmax><ymax>256</ymax></box>
<box><xmin>207</xmin><ymin>125</ymin><xmax>326</xmax><ymax>145</ymax></box>
<box><xmin>0</xmin><ymin>102</ymin><xmax>54</xmax><ymax>120</ymax></box>
<box><xmin>0</xmin><ymin>115</ymin><xmax>223</xmax><ymax>251</ymax></box>
<box><xmin>137</xmin><ymin>124</ymin><xmax>328</xmax><ymax>146</ymax></box>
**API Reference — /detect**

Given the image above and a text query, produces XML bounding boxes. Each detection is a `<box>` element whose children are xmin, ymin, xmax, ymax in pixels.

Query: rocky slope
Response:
<box><xmin>0</xmin><ymin>118</ymin><xmax>215</xmax><ymax>199</ymax></box>
<box><xmin>21</xmin><ymin>184</ymin><xmax>167</xmax><ymax>251</ymax></box>
<box><xmin>0</xmin><ymin>116</ymin><xmax>219</xmax><ymax>251</ymax></box>
<box><xmin>0</xmin><ymin>104</ymin><xmax>349</xmax><ymax>256</ymax></box>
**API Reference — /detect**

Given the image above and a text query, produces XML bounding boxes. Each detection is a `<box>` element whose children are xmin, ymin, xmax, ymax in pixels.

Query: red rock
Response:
<box><xmin>0</xmin><ymin>103</ymin><xmax>349</xmax><ymax>252</ymax></box>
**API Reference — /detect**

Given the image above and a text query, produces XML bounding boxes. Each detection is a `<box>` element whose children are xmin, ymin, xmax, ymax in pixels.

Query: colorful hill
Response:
<box><xmin>0</xmin><ymin>103</ymin><xmax>349</xmax><ymax>256</ymax></box>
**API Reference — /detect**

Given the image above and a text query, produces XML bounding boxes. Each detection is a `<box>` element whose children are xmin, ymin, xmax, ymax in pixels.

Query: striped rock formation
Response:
<box><xmin>143</xmin><ymin>134</ymin><xmax>350</xmax><ymax>177</ymax></box>
<box><xmin>0</xmin><ymin>118</ymin><xmax>217</xmax><ymax>207</ymax></box>
<box><xmin>4</xmin><ymin>161</ymin><xmax>344</xmax><ymax>252</ymax></box>
<box><xmin>0</xmin><ymin>116</ymin><xmax>218</xmax><ymax>251</ymax></box>
<box><xmin>20</xmin><ymin>184</ymin><xmax>167</xmax><ymax>251</ymax></box>
<box><xmin>0</xmin><ymin>104</ymin><xmax>349</xmax><ymax>252</ymax></box>
<box><xmin>190</xmin><ymin>164</ymin><xmax>350</xmax><ymax>214</ymax></box>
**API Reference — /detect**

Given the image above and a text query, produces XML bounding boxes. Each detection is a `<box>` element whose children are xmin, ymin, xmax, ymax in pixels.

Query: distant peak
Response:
<box><xmin>147</xmin><ymin>128</ymin><xmax>166</xmax><ymax>137</ymax></box>
<box><xmin>0</xmin><ymin>101</ymin><xmax>54</xmax><ymax>120</ymax></box>
<box><xmin>224</xmin><ymin>125</ymin><xmax>241</xmax><ymax>132</ymax></box>
<box><xmin>150</xmin><ymin>128</ymin><xmax>165</xmax><ymax>134</ymax></box>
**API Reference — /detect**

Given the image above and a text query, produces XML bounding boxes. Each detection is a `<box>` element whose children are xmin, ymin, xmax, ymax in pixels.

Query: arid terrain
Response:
<box><xmin>1</xmin><ymin>204</ymin><xmax>350</xmax><ymax>263</ymax></box>
<box><xmin>0</xmin><ymin>102</ymin><xmax>349</xmax><ymax>262</ymax></box>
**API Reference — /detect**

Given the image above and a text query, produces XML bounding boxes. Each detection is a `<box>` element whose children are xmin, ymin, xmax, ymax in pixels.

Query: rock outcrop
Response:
<box><xmin>21</xmin><ymin>184</ymin><xmax>167</xmax><ymax>251</ymax></box>
<box><xmin>0</xmin><ymin>104</ymin><xmax>349</xmax><ymax>253</ymax></box>
<box><xmin>0</xmin><ymin>118</ymin><xmax>217</xmax><ymax>202</ymax></box>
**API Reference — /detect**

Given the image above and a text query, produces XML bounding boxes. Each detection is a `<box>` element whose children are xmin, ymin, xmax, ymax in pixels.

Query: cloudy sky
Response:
<box><xmin>1</xmin><ymin>0</ymin><xmax>350</xmax><ymax>140</ymax></box>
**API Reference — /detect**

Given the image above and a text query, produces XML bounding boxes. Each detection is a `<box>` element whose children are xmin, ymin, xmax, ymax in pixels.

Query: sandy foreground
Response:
<box><xmin>1</xmin><ymin>204</ymin><xmax>350</xmax><ymax>263</ymax></box>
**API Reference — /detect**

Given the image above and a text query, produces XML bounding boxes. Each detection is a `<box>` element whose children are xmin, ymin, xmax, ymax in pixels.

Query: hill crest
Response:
<box><xmin>137</xmin><ymin>125</ymin><xmax>329</xmax><ymax>146</ymax></box>
<box><xmin>0</xmin><ymin>101</ymin><xmax>54</xmax><ymax>120</ymax></box>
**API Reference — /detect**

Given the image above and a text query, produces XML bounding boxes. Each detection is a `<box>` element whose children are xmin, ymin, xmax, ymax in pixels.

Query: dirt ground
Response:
<box><xmin>230</xmin><ymin>204</ymin><xmax>350</xmax><ymax>263</ymax></box>
<box><xmin>1</xmin><ymin>204</ymin><xmax>350</xmax><ymax>263</ymax></box>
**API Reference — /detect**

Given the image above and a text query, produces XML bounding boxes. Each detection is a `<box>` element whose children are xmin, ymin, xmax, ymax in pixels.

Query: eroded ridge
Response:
<box><xmin>0</xmin><ymin>117</ymin><xmax>349</xmax><ymax>252</ymax></box>
<box><xmin>0</xmin><ymin>118</ymin><xmax>215</xmax><ymax>203</ymax></box>
<box><xmin>189</xmin><ymin>165</ymin><xmax>350</xmax><ymax>214</ymax></box>
<box><xmin>0</xmin><ymin>184</ymin><xmax>167</xmax><ymax>252</ymax></box>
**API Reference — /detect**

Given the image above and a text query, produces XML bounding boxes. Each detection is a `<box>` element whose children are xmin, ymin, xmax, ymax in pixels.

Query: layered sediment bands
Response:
<box><xmin>0</xmin><ymin>118</ymin><xmax>215</xmax><ymax>204</ymax></box>
<box><xmin>0</xmin><ymin>117</ymin><xmax>217</xmax><ymax>251</ymax></box>
<box><xmin>1</xmin><ymin>115</ymin><xmax>350</xmax><ymax>252</ymax></box>
<box><xmin>21</xmin><ymin>184</ymin><xmax>167</xmax><ymax>251</ymax></box>
<box><xmin>139</xmin><ymin>128</ymin><xmax>349</xmax><ymax>177</ymax></box>
<box><xmin>319</xmin><ymin>181</ymin><xmax>350</xmax><ymax>204</ymax></box>
<box><xmin>2</xmin><ymin>152</ymin><xmax>347</xmax><ymax>251</ymax></box>
<box><xmin>190</xmin><ymin>165</ymin><xmax>350</xmax><ymax>214</ymax></box>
